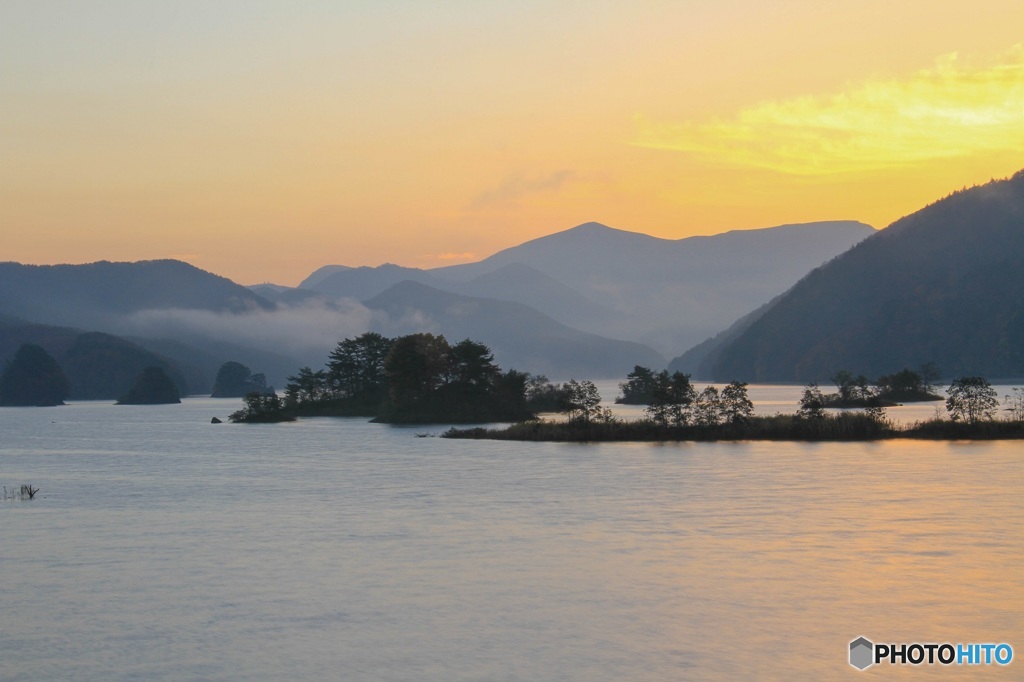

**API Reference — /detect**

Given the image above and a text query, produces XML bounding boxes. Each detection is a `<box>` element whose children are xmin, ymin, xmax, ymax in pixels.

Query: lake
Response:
<box><xmin>2</xmin><ymin>389</ymin><xmax>1022</xmax><ymax>680</ymax></box>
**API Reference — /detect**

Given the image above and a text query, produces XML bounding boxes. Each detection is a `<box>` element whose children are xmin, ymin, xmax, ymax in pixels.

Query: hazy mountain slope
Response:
<box><xmin>305</xmin><ymin>264</ymin><xmax>438</xmax><ymax>300</ymax></box>
<box><xmin>0</xmin><ymin>260</ymin><xmax>272</xmax><ymax>331</ymax></box>
<box><xmin>249</xmin><ymin>284</ymin><xmax>330</xmax><ymax>307</ymax></box>
<box><xmin>430</xmin><ymin>220</ymin><xmax>876</xmax><ymax>352</ymax></box>
<box><xmin>711</xmin><ymin>171</ymin><xmax>1024</xmax><ymax>382</ymax></box>
<box><xmin>668</xmin><ymin>298</ymin><xmax>780</xmax><ymax>379</ymax></box>
<box><xmin>0</xmin><ymin>320</ymin><xmax>202</xmax><ymax>399</ymax></box>
<box><xmin>299</xmin><ymin>261</ymin><xmax>627</xmax><ymax>340</ymax></box>
<box><xmin>300</xmin><ymin>221</ymin><xmax>874</xmax><ymax>355</ymax></box>
<box><xmin>124</xmin><ymin>335</ymin><xmax>298</xmax><ymax>392</ymax></box>
<box><xmin>459</xmin><ymin>263</ymin><xmax>620</xmax><ymax>332</ymax></box>
<box><xmin>365</xmin><ymin>281</ymin><xmax>663</xmax><ymax>378</ymax></box>
<box><xmin>298</xmin><ymin>264</ymin><xmax>352</xmax><ymax>289</ymax></box>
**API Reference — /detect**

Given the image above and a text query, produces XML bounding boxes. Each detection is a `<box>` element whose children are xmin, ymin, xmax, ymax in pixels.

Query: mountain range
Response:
<box><xmin>4</xmin><ymin>171</ymin><xmax>1020</xmax><ymax>392</ymax></box>
<box><xmin>0</xmin><ymin>220</ymin><xmax>871</xmax><ymax>390</ymax></box>
<box><xmin>298</xmin><ymin>220</ymin><xmax>875</xmax><ymax>355</ymax></box>
<box><xmin>688</xmin><ymin>171</ymin><xmax>1024</xmax><ymax>382</ymax></box>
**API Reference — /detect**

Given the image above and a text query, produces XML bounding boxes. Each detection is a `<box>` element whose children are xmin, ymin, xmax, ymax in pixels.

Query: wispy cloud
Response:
<box><xmin>471</xmin><ymin>170</ymin><xmax>576</xmax><ymax>209</ymax></box>
<box><xmin>633</xmin><ymin>47</ymin><xmax>1024</xmax><ymax>175</ymax></box>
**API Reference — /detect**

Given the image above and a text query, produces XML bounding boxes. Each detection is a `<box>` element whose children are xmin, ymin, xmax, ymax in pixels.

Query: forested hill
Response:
<box><xmin>711</xmin><ymin>170</ymin><xmax>1024</xmax><ymax>382</ymax></box>
<box><xmin>0</xmin><ymin>259</ymin><xmax>272</xmax><ymax>329</ymax></box>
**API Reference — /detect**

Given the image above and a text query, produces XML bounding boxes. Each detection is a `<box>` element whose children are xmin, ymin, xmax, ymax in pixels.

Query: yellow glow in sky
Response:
<box><xmin>2</xmin><ymin>2</ymin><xmax>1024</xmax><ymax>285</ymax></box>
<box><xmin>634</xmin><ymin>48</ymin><xmax>1024</xmax><ymax>175</ymax></box>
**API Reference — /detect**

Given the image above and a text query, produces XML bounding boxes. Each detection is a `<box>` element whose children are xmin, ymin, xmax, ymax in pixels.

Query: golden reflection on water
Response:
<box><xmin>614</xmin><ymin>439</ymin><xmax>1024</xmax><ymax>679</ymax></box>
<box><xmin>3</xmin><ymin>400</ymin><xmax>1023</xmax><ymax>680</ymax></box>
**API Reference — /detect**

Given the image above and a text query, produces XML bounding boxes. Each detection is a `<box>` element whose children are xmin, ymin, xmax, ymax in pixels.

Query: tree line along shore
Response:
<box><xmin>5</xmin><ymin>332</ymin><xmax>1022</xmax><ymax>442</ymax></box>
<box><xmin>222</xmin><ymin>333</ymin><xmax>1024</xmax><ymax>442</ymax></box>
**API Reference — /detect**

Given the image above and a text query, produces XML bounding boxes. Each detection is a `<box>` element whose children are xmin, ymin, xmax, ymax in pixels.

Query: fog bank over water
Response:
<box><xmin>120</xmin><ymin>300</ymin><xmax>376</xmax><ymax>361</ymax></box>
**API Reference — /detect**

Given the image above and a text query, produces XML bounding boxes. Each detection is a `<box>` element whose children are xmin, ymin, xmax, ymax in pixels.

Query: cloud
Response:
<box><xmin>633</xmin><ymin>46</ymin><xmax>1024</xmax><ymax>175</ymax></box>
<box><xmin>471</xmin><ymin>170</ymin><xmax>576</xmax><ymax>209</ymax></box>
<box><xmin>122</xmin><ymin>300</ymin><xmax>374</xmax><ymax>358</ymax></box>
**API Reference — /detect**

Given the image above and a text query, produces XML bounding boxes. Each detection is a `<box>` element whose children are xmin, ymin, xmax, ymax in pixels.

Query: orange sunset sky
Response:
<box><xmin>3</xmin><ymin>1</ymin><xmax>1024</xmax><ymax>286</ymax></box>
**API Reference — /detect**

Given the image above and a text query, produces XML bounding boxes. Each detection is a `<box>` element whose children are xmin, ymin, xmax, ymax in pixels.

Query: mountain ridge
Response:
<box><xmin>300</xmin><ymin>220</ymin><xmax>875</xmax><ymax>354</ymax></box>
<box><xmin>708</xmin><ymin>171</ymin><xmax>1024</xmax><ymax>381</ymax></box>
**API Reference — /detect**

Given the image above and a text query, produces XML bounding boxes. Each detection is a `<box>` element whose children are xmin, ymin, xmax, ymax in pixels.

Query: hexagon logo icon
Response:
<box><xmin>850</xmin><ymin>637</ymin><xmax>874</xmax><ymax>670</ymax></box>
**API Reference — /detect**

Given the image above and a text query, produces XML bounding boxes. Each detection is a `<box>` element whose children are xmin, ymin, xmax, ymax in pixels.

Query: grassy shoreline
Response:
<box><xmin>442</xmin><ymin>413</ymin><xmax>1024</xmax><ymax>442</ymax></box>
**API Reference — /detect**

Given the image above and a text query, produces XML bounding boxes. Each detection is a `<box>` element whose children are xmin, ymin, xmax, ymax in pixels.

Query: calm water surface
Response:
<box><xmin>2</xmin><ymin>392</ymin><xmax>1022</xmax><ymax>680</ymax></box>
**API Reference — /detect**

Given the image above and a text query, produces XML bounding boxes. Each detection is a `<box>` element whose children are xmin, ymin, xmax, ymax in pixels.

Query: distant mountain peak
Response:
<box><xmin>564</xmin><ymin>221</ymin><xmax>615</xmax><ymax>233</ymax></box>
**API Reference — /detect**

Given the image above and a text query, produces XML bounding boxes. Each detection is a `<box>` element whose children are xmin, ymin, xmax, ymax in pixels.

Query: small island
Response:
<box><xmin>230</xmin><ymin>332</ymin><xmax>546</xmax><ymax>424</ymax></box>
<box><xmin>445</xmin><ymin>376</ymin><xmax>1024</xmax><ymax>443</ymax></box>
<box><xmin>117</xmin><ymin>366</ymin><xmax>181</xmax><ymax>405</ymax></box>
<box><xmin>227</xmin><ymin>336</ymin><xmax>1024</xmax><ymax>442</ymax></box>
<box><xmin>0</xmin><ymin>344</ymin><xmax>70</xmax><ymax>407</ymax></box>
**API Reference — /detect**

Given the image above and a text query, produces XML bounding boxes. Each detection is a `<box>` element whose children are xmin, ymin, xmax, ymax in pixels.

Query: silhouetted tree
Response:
<box><xmin>524</xmin><ymin>374</ymin><xmax>569</xmax><ymax>412</ymax></box>
<box><xmin>618</xmin><ymin>365</ymin><xmax>658</xmax><ymax>404</ymax></box>
<box><xmin>564</xmin><ymin>379</ymin><xmax>607</xmax><ymax>424</ymax></box>
<box><xmin>946</xmin><ymin>377</ymin><xmax>998</xmax><ymax>423</ymax></box>
<box><xmin>876</xmin><ymin>368</ymin><xmax>939</xmax><ymax>402</ymax></box>
<box><xmin>447</xmin><ymin>339</ymin><xmax>501</xmax><ymax>397</ymax></box>
<box><xmin>0</xmin><ymin>344</ymin><xmax>69</xmax><ymax>406</ymax></box>
<box><xmin>645</xmin><ymin>371</ymin><xmax>697</xmax><ymax>427</ymax></box>
<box><xmin>694</xmin><ymin>386</ymin><xmax>722</xmax><ymax>426</ymax></box>
<box><xmin>490</xmin><ymin>369</ymin><xmax>531</xmax><ymax>419</ymax></box>
<box><xmin>284</xmin><ymin>366</ymin><xmax>329</xmax><ymax>407</ymax></box>
<box><xmin>797</xmin><ymin>383</ymin><xmax>826</xmax><ymax>420</ymax></box>
<box><xmin>384</xmin><ymin>333</ymin><xmax>450</xmax><ymax>409</ymax></box>
<box><xmin>326</xmin><ymin>332</ymin><xmax>393</xmax><ymax>403</ymax></box>
<box><xmin>229</xmin><ymin>391</ymin><xmax>293</xmax><ymax>423</ymax></box>
<box><xmin>720</xmin><ymin>380</ymin><xmax>754</xmax><ymax>424</ymax></box>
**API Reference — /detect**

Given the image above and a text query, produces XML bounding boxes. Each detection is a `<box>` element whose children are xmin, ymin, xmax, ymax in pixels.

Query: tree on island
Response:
<box><xmin>875</xmin><ymin>366</ymin><xmax>942</xmax><ymax>402</ymax></box>
<box><xmin>211</xmin><ymin>361</ymin><xmax>271</xmax><ymax>398</ymax></box>
<box><xmin>797</xmin><ymin>384</ymin><xmax>827</xmax><ymax>420</ymax></box>
<box><xmin>627</xmin><ymin>370</ymin><xmax>752</xmax><ymax>427</ymax></box>
<box><xmin>378</xmin><ymin>334</ymin><xmax>531</xmax><ymax>423</ymax></box>
<box><xmin>645</xmin><ymin>371</ymin><xmax>697</xmax><ymax>427</ymax></box>
<box><xmin>693</xmin><ymin>386</ymin><xmax>723</xmax><ymax>426</ymax></box>
<box><xmin>524</xmin><ymin>374</ymin><xmax>570</xmax><ymax>413</ymax></box>
<box><xmin>326</xmin><ymin>331</ymin><xmax>393</xmax><ymax>406</ymax></box>
<box><xmin>265</xmin><ymin>332</ymin><xmax>534</xmax><ymax>424</ymax></box>
<box><xmin>720</xmin><ymin>380</ymin><xmax>754</xmax><ymax>424</ymax></box>
<box><xmin>830</xmin><ymin>370</ymin><xmax>872</xmax><ymax>405</ymax></box>
<box><xmin>117</xmin><ymin>367</ymin><xmax>181</xmax><ymax>405</ymax></box>
<box><xmin>229</xmin><ymin>391</ymin><xmax>294</xmax><ymax>423</ymax></box>
<box><xmin>0</xmin><ymin>343</ymin><xmax>70</xmax><ymax>406</ymax></box>
<box><xmin>946</xmin><ymin>377</ymin><xmax>998</xmax><ymax>424</ymax></box>
<box><xmin>563</xmin><ymin>379</ymin><xmax>610</xmax><ymax>425</ymax></box>
<box><xmin>617</xmin><ymin>365</ymin><xmax>659</xmax><ymax>404</ymax></box>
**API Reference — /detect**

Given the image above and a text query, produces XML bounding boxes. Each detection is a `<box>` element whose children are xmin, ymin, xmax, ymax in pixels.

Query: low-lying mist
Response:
<box><xmin>121</xmin><ymin>300</ymin><xmax>376</xmax><ymax>361</ymax></box>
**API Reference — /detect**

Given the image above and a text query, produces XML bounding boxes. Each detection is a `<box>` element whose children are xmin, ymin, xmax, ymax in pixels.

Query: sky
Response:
<box><xmin>3</xmin><ymin>1</ymin><xmax>1024</xmax><ymax>286</ymax></box>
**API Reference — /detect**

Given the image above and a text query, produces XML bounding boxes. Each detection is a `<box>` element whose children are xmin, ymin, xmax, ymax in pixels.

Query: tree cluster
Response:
<box><xmin>619</xmin><ymin>366</ymin><xmax>753</xmax><ymax>427</ymax></box>
<box><xmin>232</xmin><ymin>332</ymin><xmax>538</xmax><ymax>424</ymax></box>
<box><xmin>803</xmin><ymin>375</ymin><xmax>1013</xmax><ymax>426</ymax></box>
<box><xmin>945</xmin><ymin>377</ymin><xmax>999</xmax><ymax>424</ymax></box>
<box><xmin>826</xmin><ymin>365</ymin><xmax>941</xmax><ymax>408</ymax></box>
